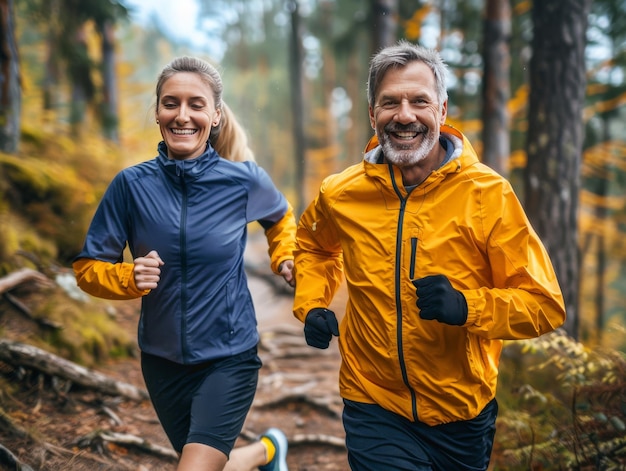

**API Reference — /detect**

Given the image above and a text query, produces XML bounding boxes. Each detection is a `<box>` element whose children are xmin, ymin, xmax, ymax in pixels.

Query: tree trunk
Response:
<box><xmin>481</xmin><ymin>0</ymin><xmax>511</xmax><ymax>176</ymax></box>
<box><xmin>370</xmin><ymin>0</ymin><xmax>398</xmax><ymax>54</ymax></box>
<box><xmin>67</xmin><ymin>23</ymin><xmax>94</xmax><ymax>138</ymax></box>
<box><xmin>42</xmin><ymin>0</ymin><xmax>61</xmax><ymax>117</ymax></box>
<box><xmin>0</xmin><ymin>0</ymin><xmax>20</xmax><ymax>154</ymax></box>
<box><xmin>99</xmin><ymin>19</ymin><xmax>119</xmax><ymax>143</ymax></box>
<box><xmin>524</xmin><ymin>0</ymin><xmax>591</xmax><ymax>339</ymax></box>
<box><xmin>288</xmin><ymin>0</ymin><xmax>306</xmax><ymax>217</ymax></box>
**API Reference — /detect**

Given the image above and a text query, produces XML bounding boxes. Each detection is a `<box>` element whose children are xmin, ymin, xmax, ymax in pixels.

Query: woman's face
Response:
<box><xmin>156</xmin><ymin>72</ymin><xmax>221</xmax><ymax>160</ymax></box>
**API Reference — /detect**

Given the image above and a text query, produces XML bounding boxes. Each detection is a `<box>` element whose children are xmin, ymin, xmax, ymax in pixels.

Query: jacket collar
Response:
<box><xmin>157</xmin><ymin>141</ymin><xmax>220</xmax><ymax>180</ymax></box>
<box><xmin>362</xmin><ymin>124</ymin><xmax>479</xmax><ymax>191</ymax></box>
<box><xmin>363</xmin><ymin>124</ymin><xmax>468</xmax><ymax>165</ymax></box>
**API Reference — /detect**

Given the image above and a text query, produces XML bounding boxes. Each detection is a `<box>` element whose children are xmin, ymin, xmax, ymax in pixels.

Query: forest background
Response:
<box><xmin>1</xmin><ymin>0</ymin><xmax>626</xmax><ymax>469</ymax></box>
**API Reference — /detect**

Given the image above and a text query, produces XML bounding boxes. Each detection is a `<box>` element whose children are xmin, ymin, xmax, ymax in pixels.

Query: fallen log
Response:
<box><xmin>0</xmin><ymin>268</ymin><xmax>61</xmax><ymax>330</ymax></box>
<box><xmin>0</xmin><ymin>339</ymin><xmax>148</xmax><ymax>401</ymax></box>
<box><xmin>0</xmin><ymin>268</ymin><xmax>52</xmax><ymax>294</ymax></box>
<box><xmin>75</xmin><ymin>430</ymin><xmax>178</xmax><ymax>460</ymax></box>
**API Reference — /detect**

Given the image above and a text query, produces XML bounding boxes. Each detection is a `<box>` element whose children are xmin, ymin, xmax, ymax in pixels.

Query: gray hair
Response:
<box><xmin>367</xmin><ymin>40</ymin><xmax>448</xmax><ymax>111</ymax></box>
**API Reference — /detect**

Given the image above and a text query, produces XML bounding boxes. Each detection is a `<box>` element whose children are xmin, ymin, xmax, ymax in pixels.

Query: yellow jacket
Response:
<box><xmin>293</xmin><ymin>125</ymin><xmax>566</xmax><ymax>425</ymax></box>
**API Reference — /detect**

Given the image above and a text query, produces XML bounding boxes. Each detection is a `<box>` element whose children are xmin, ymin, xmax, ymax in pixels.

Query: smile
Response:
<box><xmin>171</xmin><ymin>129</ymin><xmax>197</xmax><ymax>135</ymax></box>
<box><xmin>394</xmin><ymin>131</ymin><xmax>418</xmax><ymax>140</ymax></box>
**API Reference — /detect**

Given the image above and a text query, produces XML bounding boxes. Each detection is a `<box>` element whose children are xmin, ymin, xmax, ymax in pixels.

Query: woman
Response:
<box><xmin>73</xmin><ymin>56</ymin><xmax>293</xmax><ymax>471</ymax></box>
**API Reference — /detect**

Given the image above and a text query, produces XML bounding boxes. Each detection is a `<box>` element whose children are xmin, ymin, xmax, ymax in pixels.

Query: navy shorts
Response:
<box><xmin>343</xmin><ymin>398</ymin><xmax>498</xmax><ymax>471</ymax></box>
<box><xmin>141</xmin><ymin>347</ymin><xmax>262</xmax><ymax>456</ymax></box>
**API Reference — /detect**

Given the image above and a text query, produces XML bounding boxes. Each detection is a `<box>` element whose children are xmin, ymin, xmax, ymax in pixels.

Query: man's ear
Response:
<box><xmin>440</xmin><ymin>100</ymin><xmax>448</xmax><ymax>126</ymax></box>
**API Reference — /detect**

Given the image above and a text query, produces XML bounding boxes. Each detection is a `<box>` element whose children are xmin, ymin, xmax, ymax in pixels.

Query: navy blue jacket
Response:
<box><xmin>76</xmin><ymin>142</ymin><xmax>294</xmax><ymax>364</ymax></box>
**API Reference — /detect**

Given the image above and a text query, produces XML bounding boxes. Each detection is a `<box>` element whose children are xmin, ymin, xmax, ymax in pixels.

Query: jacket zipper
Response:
<box><xmin>179</xmin><ymin>169</ymin><xmax>189</xmax><ymax>359</ymax></box>
<box><xmin>389</xmin><ymin>164</ymin><xmax>419</xmax><ymax>422</ymax></box>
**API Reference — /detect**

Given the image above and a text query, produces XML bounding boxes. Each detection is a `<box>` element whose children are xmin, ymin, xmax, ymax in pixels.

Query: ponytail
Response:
<box><xmin>211</xmin><ymin>102</ymin><xmax>256</xmax><ymax>163</ymax></box>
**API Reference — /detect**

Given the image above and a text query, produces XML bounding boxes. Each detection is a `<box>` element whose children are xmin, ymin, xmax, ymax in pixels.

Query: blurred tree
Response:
<box><xmin>506</xmin><ymin>0</ymin><xmax>532</xmax><ymax>188</ymax></box>
<box><xmin>309</xmin><ymin>0</ymin><xmax>371</xmax><ymax>167</ymax></box>
<box><xmin>19</xmin><ymin>0</ymin><xmax>127</xmax><ymax>140</ymax></box>
<box><xmin>92</xmin><ymin>1</ymin><xmax>129</xmax><ymax>143</ymax></box>
<box><xmin>99</xmin><ymin>19</ymin><xmax>119</xmax><ymax>142</ymax></box>
<box><xmin>524</xmin><ymin>0</ymin><xmax>592</xmax><ymax>339</ymax></box>
<box><xmin>367</xmin><ymin>0</ymin><xmax>398</xmax><ymax>155</ymax></box>
<box><xmin>65</xmin><ymin>19</ymin><xmax>94</xmax><ymax>138</ymax></box>
<box><xmin>437</xmin><ymin>0</ymin><xmax>484</xmax><ymax>143</ymax></box>
<box><xmin>196</xmin><ymin>0</ymin><xmax>294</xmax><ymax>178</ymax></box>
<box><xmin>0</xmin><ymin>0</ymin><xmax>20</xmax><ymax>153</ymax></box>
<box><xmin>288</xmin><ymin>0</ymin><xmax>306</xmax><ymax>215</ymax></box>
<box><xmin>370</xmin><ymin>0</ymin><xmax>398</xmax><ymax>53</ymax></box>
<box><xmin>579</xmin><ymin>0</ymin><xmax>626</xmax><ymax>343</ymax></box>
<box><xmin>481</xmin><ymin>0</ymin><xmax>510</xmax><ymax>176</ymax></box>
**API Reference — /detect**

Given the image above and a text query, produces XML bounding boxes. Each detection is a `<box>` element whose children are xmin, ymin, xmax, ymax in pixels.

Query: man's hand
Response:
<box><xmin>412</xmin><ymin>274</ymin><xmax>468</xmax><ymax>326</ymax></box>
<box><xmin>134</xmin><ymin>250</ymin><xmax>164</xmax><ymax>291</ymax></box>
<box><xmin>304</xmin><ymin>308</ymin><xmax>339</xmax><ymax>349</ymax></box>
<box><xmin>278</xmin><ymin>259</ymin><xmax>295</xmax><ymax>287</ymax></box>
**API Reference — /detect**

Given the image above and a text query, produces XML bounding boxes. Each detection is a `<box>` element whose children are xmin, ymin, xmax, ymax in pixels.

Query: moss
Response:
<box><xmin>35</xmin><ymin>290</ymin><xmax>134</xmax><ymax>368</ymax></box>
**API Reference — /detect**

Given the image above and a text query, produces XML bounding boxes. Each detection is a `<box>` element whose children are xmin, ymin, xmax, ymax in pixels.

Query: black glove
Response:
<box><xmin>412</xmin><ymin>275</ymin><xmax>468</xmax><ymax>326</ymax></box>
<box><xmin>304</xmin><ymin>308</ymin><xmax>339</xmax><ymax>349</ymax></box>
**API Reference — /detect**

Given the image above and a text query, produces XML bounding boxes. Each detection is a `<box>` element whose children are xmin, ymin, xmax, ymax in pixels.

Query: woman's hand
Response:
<box><xmin>278</xmin><ymin>259</ymin><xmax>295</xmax><ymax>288</ymax></box>
<box><xmin>134</xmin><ymin>250</ymin><xmax>164</xmax><ymax>291</ymax></box>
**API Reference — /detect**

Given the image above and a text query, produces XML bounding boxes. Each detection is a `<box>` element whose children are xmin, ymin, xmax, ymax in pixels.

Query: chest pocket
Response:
<box><xmin>406</xmin><ymin>226</ymin><xmax>423</xmax><ymax>281</ymax></box>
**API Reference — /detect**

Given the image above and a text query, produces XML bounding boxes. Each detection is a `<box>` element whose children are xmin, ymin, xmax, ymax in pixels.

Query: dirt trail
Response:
<box><xmin>0</xmin><ymin>233</ymin><xmax>350</xmax><ymax>470</ymax></box>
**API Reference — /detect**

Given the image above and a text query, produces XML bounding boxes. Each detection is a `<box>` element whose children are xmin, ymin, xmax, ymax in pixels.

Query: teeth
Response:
<box><xmin>171</xmin><ymin>129</ymin><xmax>196</xmax><ymax>135</ymax></box>
<box><xmin>396</xmin><ymin>132</ymin><xmax>416</xmax><ymax>139</ymax></box>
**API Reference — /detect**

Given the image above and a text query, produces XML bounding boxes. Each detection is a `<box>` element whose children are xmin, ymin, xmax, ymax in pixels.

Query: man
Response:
<box><xmin>292</xmin><ymin>40</ymin><xmax>566</xmax><ymax>471</ymax></box>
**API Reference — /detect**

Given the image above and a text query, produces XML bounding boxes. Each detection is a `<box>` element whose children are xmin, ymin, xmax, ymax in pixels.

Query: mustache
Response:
<box><xmin>384</xmin><ymin>123</ymin><xmax>428</xmax><ymax>134</ymax></box>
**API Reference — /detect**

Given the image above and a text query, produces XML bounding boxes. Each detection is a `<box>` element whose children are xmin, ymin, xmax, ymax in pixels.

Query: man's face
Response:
<box><xmin>369</xmin><ymin>61</ymin><xmax>447</xmax><ymax>168</ymax></box>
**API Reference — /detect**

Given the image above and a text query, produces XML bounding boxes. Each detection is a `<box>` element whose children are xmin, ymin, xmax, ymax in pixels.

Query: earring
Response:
<box><xmin>156</xmin><ymin>119</ymin><xmax>160</xmax><ymax>124</ymax></box>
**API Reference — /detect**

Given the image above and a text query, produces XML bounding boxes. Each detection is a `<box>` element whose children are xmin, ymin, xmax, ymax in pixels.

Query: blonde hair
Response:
<box><xmin>156</xmin><ymin>56</ymin><xmax>255</xmax><ymax>163</ymax></box>
<box><xmin>212</xmin><ymin>102</ymin><xmax>256</xmax><ymax>163</ymax></box>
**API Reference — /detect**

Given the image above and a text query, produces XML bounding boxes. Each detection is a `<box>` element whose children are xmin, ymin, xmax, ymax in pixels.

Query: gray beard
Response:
<box><xmin>380</xmin><ymin>130</ymin><xmax>438</xmax><ymax>168</ymax></box>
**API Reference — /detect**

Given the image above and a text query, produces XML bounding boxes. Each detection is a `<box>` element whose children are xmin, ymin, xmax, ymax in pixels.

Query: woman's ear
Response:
<box><xmin>212</xmin><ymin>108</ymin><xmax>222</xmax><ymax>127</ymax></box>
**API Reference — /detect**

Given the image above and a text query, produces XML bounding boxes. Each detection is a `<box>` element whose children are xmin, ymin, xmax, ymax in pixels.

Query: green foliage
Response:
<box><xmin>34</xmin><ymin>288</ymin><xmax>135</xmax><ymax>367</ymax></box>
<box><xmin>0</xmin><ymin>122</ymin><xmax>129</xmax><ymax>269</ymax></box>
<box><xmin>494</xmin><ymin>330</ymin><xmax>626</xmax><ymax>469</ymax></box>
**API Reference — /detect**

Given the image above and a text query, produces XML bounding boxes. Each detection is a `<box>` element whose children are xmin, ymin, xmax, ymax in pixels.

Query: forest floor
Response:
<box><xmin>0</xmin><ymin>235</ymin><xmax>350</xmax><ymax>471</ymax></box>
